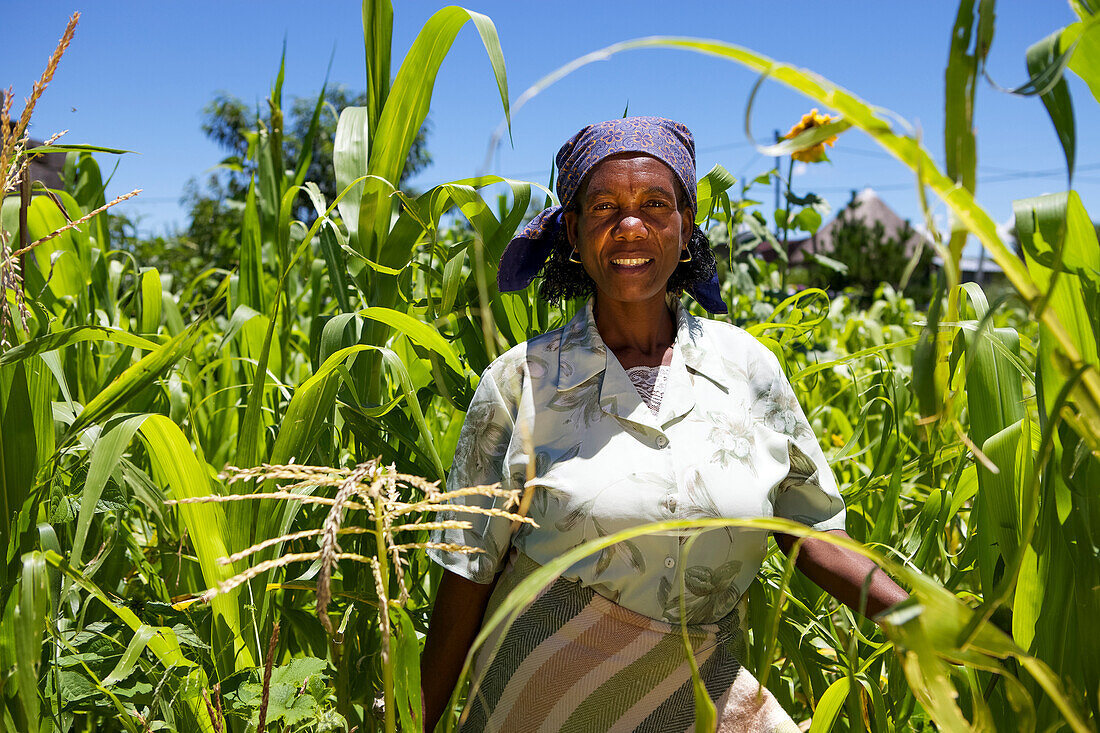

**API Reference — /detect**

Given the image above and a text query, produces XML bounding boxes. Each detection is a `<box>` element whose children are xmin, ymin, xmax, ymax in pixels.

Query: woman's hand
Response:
<box><xmin>774</xmin><ymin>529</ymin><xmax>909</xmax><ymax>620</ymax></box>
<box><xmin>420</xmin><ymin>569</ymin><xmax>497</xmax><ymax>732</ymax></box>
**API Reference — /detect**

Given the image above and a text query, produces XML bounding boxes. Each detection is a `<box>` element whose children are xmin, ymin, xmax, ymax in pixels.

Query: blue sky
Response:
<box><xmin>8</xmin><ymin>1</ymin><xmax>1099</xmax><ymax>243</ymax></box>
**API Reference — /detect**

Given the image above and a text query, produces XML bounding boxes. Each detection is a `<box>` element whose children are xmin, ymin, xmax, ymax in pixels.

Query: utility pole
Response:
<box><xmin>773</xmin><ymin>128</ymin><xmax>781</xmax><ymax>236</ymax></box>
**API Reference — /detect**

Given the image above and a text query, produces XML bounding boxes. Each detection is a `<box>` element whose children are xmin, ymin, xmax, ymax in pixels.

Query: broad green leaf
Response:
<box><xmin>68</xmin><ymin>322</ymin><xmax>202</xmax><ymax>439</ymax></box>
<box><xmin>1064</xmin><ymin>15</ymin><xmax>1100</xmax><ymax>106</ymax></box>
<box><xmin>101</xmin><ymin>624</ymin><xmax>157</xmax><ymax>686</ymax></box>
<box><xmin>236</xmin><ymin>298</ymin><xmax>280</xmax><ymax>470</ymax></box>
<box><xmin>239</xmin><ymin>177</ymin><xmax>265</xmax><ymax>312</ymax></box>
<box><xmin>360</xmin><ymin>6</ymin><xmax>510</xmax><ymax>258</ymax></box>
<box><xmin>359</xmin><ymin>306</ymin><xmax>463</xmax><ymax>375</ymax></box>
<box><xmin>139</xmin><ymin>268</ymin><xmax>162</xmax><ymax>334</ymax></box>
<box><xmin>363</xmin><ymin>0</ymin><xmax>394</xmax><ymax>142</ymax></box>
<box><xmin>1027</xmin><ymin>31</ymin><xmax>1076</xmax><ymax>183</ymax></box>
<box><xmin>43</xmin><ymin>551</ymin><xmax>215</xmax><ymax>731</ymax></box>
<box><xmin>71</xmin><ymin>413</ymin><xmax>150</xmax><ymax>568</ymax></box>
<box><xmin>334</xmin><ymin>106</ymin><xmax>371</xmax><ymax>251</ymax></box>
<box><xmin>22</xmin><ymin>143</ymin><xmax>134</xmax><ymax>155</ymax></box>
<box><xmin>808</xmin><ymin>676</ymin><xmax>851</xmax><ymax>732</ymax></box>
<box><xmin>391</xmin><ymin>606</ymin><xmax>422</xmax><ymax>733</ymax></box>
<box><xmin>12</xmin><ymin>552</ymin><xmax>50</xmax><ymax>732</ymax></box>
<box><xmin>25</xmin><ymin>192</ymin><xmax>89</xmax><ymax>299</ymax></box>
<box><xmin>944</xmin><ymin>0</ymin><xmax>979</xmax><ymax>193</ymax></box>
<box><xmin>1</xmin><ymin>363</ymin><xmax>38</xmax><ymax>562</ymax></box>
<box><xmin>440</xmin><ymin>244</ymin><xmax>469</xmax><ymax>316</ymax></box>
<box><xmin>137</xmin><ymin>415</ymin><xmax>255</xmax><ymax>670</ymax></box>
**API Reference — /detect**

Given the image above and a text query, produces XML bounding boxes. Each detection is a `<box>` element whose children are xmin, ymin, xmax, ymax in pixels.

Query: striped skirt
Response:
<box><xmin>460</xmin><ymin>553</ymin><xmax>799</xmax><ymax>733</ymax></box>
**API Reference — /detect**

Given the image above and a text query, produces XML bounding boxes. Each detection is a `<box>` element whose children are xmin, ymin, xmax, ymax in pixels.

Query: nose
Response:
<box><xmin>614</xmin><ymin>210</ymin><xmax>647</xmax><ymax>240</ymax></box>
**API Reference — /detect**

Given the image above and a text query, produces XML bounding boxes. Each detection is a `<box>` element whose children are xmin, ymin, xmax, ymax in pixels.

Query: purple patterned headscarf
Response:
<box><xmin>497</xmin><ymin>116</ymin><xmax>727</xmax><ymax>314</ymax></box>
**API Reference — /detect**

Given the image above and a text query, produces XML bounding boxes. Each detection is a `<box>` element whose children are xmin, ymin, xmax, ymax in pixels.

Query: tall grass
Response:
<box><xmin>1</xmin><ymin>1</ymin><xmax>1098</xmax><ymax>731</ymax></box>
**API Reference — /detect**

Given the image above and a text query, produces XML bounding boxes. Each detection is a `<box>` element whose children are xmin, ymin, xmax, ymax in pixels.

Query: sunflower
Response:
<box><xmin>783</xmin><ymin>108</ymin><xmax>838</xmax><ymax>163</ymax></box>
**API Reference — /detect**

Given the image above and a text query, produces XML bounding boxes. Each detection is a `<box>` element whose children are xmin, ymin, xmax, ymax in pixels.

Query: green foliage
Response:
<box><xmin>231</xmin><ymin>657</ymin><xmax>344</xmax><ymax>730</ymax></box>
<box><xmin>3</xmin><ymin>1</ymin><xmax>1100</xmax><ymax>732</ymax></box>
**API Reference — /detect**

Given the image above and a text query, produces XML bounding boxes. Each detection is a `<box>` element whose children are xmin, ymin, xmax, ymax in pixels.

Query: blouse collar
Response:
<box><xmin>554</xmin><ymin>297</ymin><xmax>729</xmax><ymax>395</ymax></box>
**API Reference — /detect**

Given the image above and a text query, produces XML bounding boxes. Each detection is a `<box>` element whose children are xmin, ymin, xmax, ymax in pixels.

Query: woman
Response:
<box><xmin>421</xmin><ymin>117</ymin><xmax>907</xmax><ymax>732</ymax></box>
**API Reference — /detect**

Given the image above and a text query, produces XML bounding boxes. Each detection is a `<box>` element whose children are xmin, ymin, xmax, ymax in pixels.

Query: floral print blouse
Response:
<box><xmin>428</xmin><ymin>298</ymin><xmax>846</xmax><ymax>624</ymax></box>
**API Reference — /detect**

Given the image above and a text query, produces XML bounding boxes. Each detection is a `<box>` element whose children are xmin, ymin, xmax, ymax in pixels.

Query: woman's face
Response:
<box><xmin>564</xmin><ymin>153</ymin><xmax>693</xmax><ymax>311</ymax></box>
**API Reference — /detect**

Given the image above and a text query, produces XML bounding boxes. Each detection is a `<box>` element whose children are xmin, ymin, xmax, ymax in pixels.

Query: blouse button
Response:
<box><xmin>664</xmin><ymin>556</ymin><xmax>676</xmax><ymax>569</ymax></box>
<box><xmin>655</xmin><ymin>435</ymin><xmax>669</xmax><ymax>449</ymax></box>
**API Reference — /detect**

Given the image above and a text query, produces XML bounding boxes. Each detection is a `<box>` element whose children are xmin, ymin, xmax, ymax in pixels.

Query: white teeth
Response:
<box><xmin>611</xmin><ymin>258</ymin><xmax>651</xmax><ymax>266</ymax></box>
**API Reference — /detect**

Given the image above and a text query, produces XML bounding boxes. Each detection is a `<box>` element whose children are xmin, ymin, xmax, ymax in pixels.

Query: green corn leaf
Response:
<box><xmin>236</xmin><ymin>298</ymin><xmax>280</xmax><ymax>470</ymax></box>
<box><xmin>137</xmin><ymin>415</ymin><xmax>255</xmax><ymax>671</ymax></box>
<box><xmin>334</xmin><ymin>106</ymin><xmax>371</xmax><ymax>251</ymax></box>
<box><xmin>239</xmin><ymin>176</ymin><xmax>265</xmax><ymax>311</ymax></box>
<box><xmin>139</xmin><ymin>268</ymin><xmax>162</xmax><ymax>334</ymax></box>
<box><xmin>67</xmin><ymin>321</ymin><xmax>201</xmax><ymax>440</ymax></box>
<box><xmin>1027</xmin><ymin>31</ymin><xmax>1076</xmax><ymax>183</ymax></box>
<box><xmin>292</xmin><ymin>77</ymin><xmax>330</xmax><ymax>189</ymax></box>
<box><xmin>360</xmin><ymin>6</ymin><xmax>510</xmax><ymax>260</ymax></box>
<box><xmin>12</xmin><ymin>551</ymin><xmax>50</xmax><ymax>732</ymax></box>
<box><xmin>100</xmin><ymin>623</ymin><xmax>157</xmax><ymax>686</ymax></box>
<box><xmin>1064</xmin><ymin>15</ymin><xmax>1100</xmax><ymax>104</ymax></box>
<box><xmin>43</xmin><ymin>550</ymin><xmax>216</xmax><ymax>732</ymax></box>
<box><xmin>270</xmin><ymin>343</ymin><xmax>444</xmax><ymax>479</ymax></box>
<box><xmin>440</xmin><ymin>244</ymin><xmax>470</xmax><ymax>316</ymax></box>
<box><xmin>390</xmin><ymin>605</ymin><xmax>423</xmax><ymax>733</ymax></box>
<box><xmin>945</xmin><ymin>0</ymin><xmax>979</xmax><ymax>193</ymax></box>
<box><xmin>363</xmin><ymin>0</ymin><xmax>394</xmax><ymax>140</ymax></box>
<box><xmin>70</xmin><ymin>413</ymin><xmax>150</xmax><ymax>568</ymax></box>
<box><xmin>808</xmin><ymin>676</ymin><xmax>851</xmax><ymax>732</ymax></box>
<box><xmin>25</xmin><ymin>192</ymin><xmax>89</xmax><ymax>299</ymax></box>
<box><xmin>23</xmin><ymin>142</ymin><xmax>133</xmax><ymax>156</ymax></box>
<box><xmin>359</xmin><ymin>305</ymin><xmax>463</xmax><ymax>375</ymax></box>
<box><xmin>980</xmin><ymin>420</ymin><xmax>1032</xmax><ymax>568</ymax></box>
<box><xmin>1</xmin><ymin>363</ymin><xmax>39</xmax><ymax>563</ymax></box>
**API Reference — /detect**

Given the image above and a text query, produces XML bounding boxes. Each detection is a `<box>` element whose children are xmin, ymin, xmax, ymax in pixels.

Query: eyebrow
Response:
<box><xmin>585</xmin><ymin>185</ymin><xmax>677</xmax><ymax>201</ymax></box>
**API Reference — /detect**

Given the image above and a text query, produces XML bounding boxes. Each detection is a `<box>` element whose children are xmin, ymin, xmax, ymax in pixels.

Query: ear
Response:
<box><xmin>564</xmin><ymin>209</ymin><xmax>579</xmax><ymax>250</ymax></box>
<box><xmin>681</xmin><ymin>207</ymin><xmax>694</xmax><ymax>245</ymax></box>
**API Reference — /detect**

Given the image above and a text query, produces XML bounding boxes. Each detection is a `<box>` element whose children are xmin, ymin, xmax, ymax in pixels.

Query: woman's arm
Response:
<box><xmin>421</xmin><ymin>569</ymin><xmax>497</xmax><ymax>732</ymax></box>
<box><xmin>774</xmin><ymin>529</ymin><xmax>908</xmax><ymax>619</ymax></box>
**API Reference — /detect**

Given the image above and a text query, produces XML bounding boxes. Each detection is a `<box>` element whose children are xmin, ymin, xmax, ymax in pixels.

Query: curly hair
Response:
<box><xmin>537</xmin><ymin>201</ymin><xmax>717</xmax><ymax>303</ymax></box>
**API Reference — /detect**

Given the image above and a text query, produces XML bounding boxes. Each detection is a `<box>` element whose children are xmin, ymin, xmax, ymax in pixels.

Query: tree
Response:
<box><xmin>197</xmin><ymin>86</ymin><xmax>430</xmax><ymax>219</ymax></box>
<box><xmin>155</xmin><ymin>85</ymin><xmax>431</xmax><ymax>290</ymax></box>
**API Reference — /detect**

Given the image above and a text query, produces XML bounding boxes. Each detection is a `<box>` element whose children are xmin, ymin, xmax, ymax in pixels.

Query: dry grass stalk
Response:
<box><xmin>181</xmin><ymin>460</ymin><xmax>536</xmax><ymax>634</ymax></box>
<box><xmin>218</xmin><ymin>525</ymin><xmax>373</xmax><ymax>565</ymax></box>
<box><xmin>11</xmin><ymin>14</ymin><xmax>78</xmax><ymax>150</ymax></box>
<box><xmin>317</xmin><ymin>462</ymin><xmax>381</xmax><ymax>632</ymax></box>
<box><xmin>202</xmin><ymin>551</ymin><xmax>377</xmax><ymax>602</ymax></box>
<box><xmin>0</xmin><ymin>13</ymin><xmax>144</xmax><ymax>352</ymax></box>
<box><xmin>201</xmin><ymin>688</ymin><xmax>224</xmax><ymax>733</ymax></box>
<box><xmin>9</xmin><ymin>187</ymin><xmax>141</xmax><ymax>260</ymax></box>
<box><xmin>166</xmin><ymin>491</ymin><xmax>370</xmax><ymax>512</ymax></box>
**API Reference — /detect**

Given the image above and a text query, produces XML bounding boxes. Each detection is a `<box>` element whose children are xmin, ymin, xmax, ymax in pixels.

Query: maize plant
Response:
<box><xmin>1</xmin><ymin>1</ymin><xmax>1099</xmax><ymax>732</ymax></box>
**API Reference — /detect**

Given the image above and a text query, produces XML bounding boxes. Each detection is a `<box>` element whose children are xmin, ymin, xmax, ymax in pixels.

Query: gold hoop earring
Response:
<box><xmin>569</xmin><ymin>248</ymin><xmax>583</xmax><ymax>264</ymax></box>
<box><xmin>679</xmin><ymin>248</ymin><xmax>692</xmax><ymax>263</ymax></box>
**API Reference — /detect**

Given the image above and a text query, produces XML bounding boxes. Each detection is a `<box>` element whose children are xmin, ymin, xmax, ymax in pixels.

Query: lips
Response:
<box><xmin>610</xmin><ymin>257</ymin><xmax>653</xmax><ymax>268</ymax></box>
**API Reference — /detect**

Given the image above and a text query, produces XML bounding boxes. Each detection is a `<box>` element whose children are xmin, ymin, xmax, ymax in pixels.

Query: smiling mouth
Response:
<box><xmin>610</xmin><ymin>257</ymin><xmax>653</xmax><ymax>267</ymax></box>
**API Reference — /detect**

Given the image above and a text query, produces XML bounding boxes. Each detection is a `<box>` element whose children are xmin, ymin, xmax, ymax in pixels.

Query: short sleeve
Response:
<box><xmin>426</xmin><ymin>361</ymin><xmax>520</xmax><ymax>583</ymax></box>
<box><xmin>752</xmin><ymin>348</ymin><xmax>847</xmax><ymax>532</ymax></box>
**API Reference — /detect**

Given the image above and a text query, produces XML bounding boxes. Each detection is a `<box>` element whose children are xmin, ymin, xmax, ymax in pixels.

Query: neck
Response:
<box><xmin>593</xmin><ymin>293</ymin><xmax>676</xmax><ymax>367</ymax></box>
